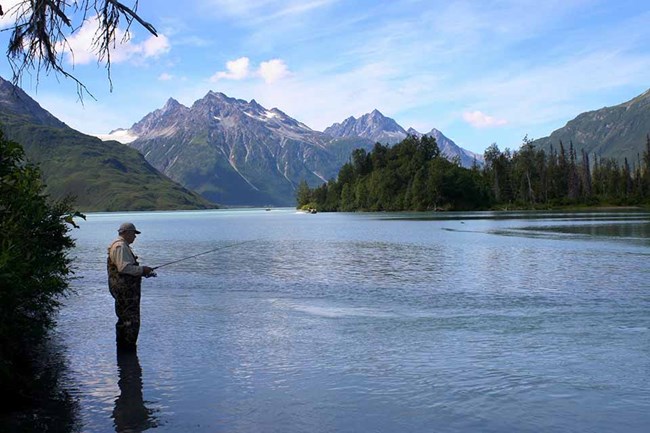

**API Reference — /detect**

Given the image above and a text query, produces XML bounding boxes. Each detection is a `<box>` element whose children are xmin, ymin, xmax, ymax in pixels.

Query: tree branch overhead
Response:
<box><xmin>1</xmin><ymin>0</ymin><xmax>157</xmax><ymax>97</ymax></box>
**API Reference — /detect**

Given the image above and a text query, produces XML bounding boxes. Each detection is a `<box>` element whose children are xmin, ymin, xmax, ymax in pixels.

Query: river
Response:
<box><xmin>43</xmin><ymin>209</ymin><xmax>650</xmax><ymax>432</ymax></box>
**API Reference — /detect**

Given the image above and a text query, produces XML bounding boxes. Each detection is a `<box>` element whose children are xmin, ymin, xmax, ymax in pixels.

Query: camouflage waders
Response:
<box><xmin>108</xmin><ymin>255</ymin><xmax>142</xmax><ymax>348</ymax></box>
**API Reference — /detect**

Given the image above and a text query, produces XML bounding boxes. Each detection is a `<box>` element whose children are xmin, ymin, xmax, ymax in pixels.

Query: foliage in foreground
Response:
<box><xmin>5</xmin><ymin>0</ymin><xmax>156</xmax><ymax>97</ymax></box>
<box><xmin>0</xmin><ymin>132</ymin><xmax>82</xmax><ymax>408</ymax></box>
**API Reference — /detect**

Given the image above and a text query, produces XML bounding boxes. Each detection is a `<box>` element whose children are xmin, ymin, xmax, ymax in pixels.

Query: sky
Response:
<box><xmin>0</xmin><ymin>0</ymin><xmax>648</xmax><ymax>154</ymax></box>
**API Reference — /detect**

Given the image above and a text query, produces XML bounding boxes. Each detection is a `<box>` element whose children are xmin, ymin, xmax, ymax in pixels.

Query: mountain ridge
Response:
<box><xmin>103</xmin><ymin>87</ymin><xmax>650</xmax><ymax>206</ymax></box>
<box><xmin>530</xmin><ymin>89</ymin><xmax>650</xmax><ymax>162</ymax></box>
<box><xmin>120</xmin><ymin>93</ymin><xmax>479</xmax><ymax>206</ymax></box>
<box><xmin>125</xmin><ymin>91</ymin><xmax>343</xmax><ymax>206</ymax></box>
<box><xmin>0</xmin><ymin>77</ymin><xmax>214</xmax><ymax>211</ymax></box>
<box><xmin>324</xmin><ymin>109</ymin><xmax>407</xmax><ymax>144</ymax></box>
<box><xmin>0</xmin><ymin>78</ymin><xmax>67</xmax><ymax>128</ymax></box>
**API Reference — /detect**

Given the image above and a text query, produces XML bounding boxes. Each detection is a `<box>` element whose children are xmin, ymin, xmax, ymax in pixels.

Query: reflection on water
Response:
<box><xmin>113</xmin><ymin>349</ymin><xmax>158</xmax><ymax>433</ymax></box>
<box><xmin>494</xmin><ymin>217</ymin><xmax>650</xmax><ymax>247</ymax></box>
<box><xmin>522</xmin><ymin>221</ymin><xmax>650</xmax><ymax>239</ymax></box>
<box><xmin>0</xmin><ymin>338</ymin><xmax>81</xmax><ymax>433</ymax></box>
<box><xmin>53</xmin><ymin>208</ymin><xmax>650</xmax><ymax>432</ymax></box>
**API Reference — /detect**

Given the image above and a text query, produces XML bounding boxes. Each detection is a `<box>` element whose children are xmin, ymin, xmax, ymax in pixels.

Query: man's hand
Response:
<box><xmin>143</xmin><ymin>266</ymin><xmax>154</xmax><ymax>277</ymax></box>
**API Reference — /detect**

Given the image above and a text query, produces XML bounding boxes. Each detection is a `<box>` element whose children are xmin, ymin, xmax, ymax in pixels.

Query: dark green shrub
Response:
<box><xmin>0</xmin><ymin>132</ymin><xmax>82</xmax><ymax>407</ymax></box>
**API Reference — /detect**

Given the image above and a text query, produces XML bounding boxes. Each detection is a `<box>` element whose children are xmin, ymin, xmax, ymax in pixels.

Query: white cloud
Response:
<box><xmin>101</xmin><ymin>34</ymin><xmax>170</xmax><ymax>65</ymax></box>
<box><xmin>61</xmin><ymin>17</ymin><xmax>170</xmax><ymax>65</ymax></box>
<box><xmin>158</xmin><ymin>72</ymin><xmax>174</xmax><ymax>81</ymax></box>
<box><xmin>258</xmin><ymin>59</ymin><xmax>290</xmax><ymax>83</ymax></box>
<box><xmin>462</xmin><ymin>111</ymin><xmax>508</xmax><ymax>128</ymax></box>
<box><xmin>60</xmin><ymin>20</ymin><xmax>98</xmax><ymax>65</ymax></box>
<box><xmin>210</xmin><ymin>57</ymin><xmax>290</xmax><ymax>83</ymax></box>
<box><xmin>142</xmin><ymin>34</ymin><xmax>171</xmax><ymax>58</ymax></box>
<box><xmin>0</xmin><ymin>0</ymin><xmax>27</xmax><ymax>29</ymax></box>
<box><xmin>210</xmin><ymin>57</ymin><xmax>251</xmax><ymax>82</ymax></box>
<box><xmin>15</xmin><ymin>0</ymin><xmax>649</xmax><ymax>157</ymax></box>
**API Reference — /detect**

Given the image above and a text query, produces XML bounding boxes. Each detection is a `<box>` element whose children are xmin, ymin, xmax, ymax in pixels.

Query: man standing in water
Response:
<box><xmin>107</xmin><ymin>222</ymin><xmax>155</xmax><ymax>350</ymax></box>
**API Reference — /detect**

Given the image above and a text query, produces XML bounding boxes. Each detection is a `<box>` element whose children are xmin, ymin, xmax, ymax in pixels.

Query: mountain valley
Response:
<box><xmin>116</xmin><ymin>94</ymin><xmax>481</xmax><ymax>206</ymax></box>
<box><xmin>2</xmin><ymin>74</ymin><xmax>648</xmax><ymax>210</ymax></box>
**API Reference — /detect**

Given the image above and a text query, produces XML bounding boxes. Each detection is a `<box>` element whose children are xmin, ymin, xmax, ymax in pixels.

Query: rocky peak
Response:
<box><xmin>162</xmin><ymin>97</ymin><xmax>185</xmax><ymax>112</ymax></box>
<box><xmin>129</xmin><ymin>88</ymin><xmax>322</xmax><ymax>145</ymax></box>
<box><xmin>406</xmin><ymin>127</ymin><xmax>423</xmax><ymax>137</ymax></box>
<box><xmin>249</xmin><ymin>99</ymin><xmax>264</xmax><ymax>111</ymax></box>
<box><xmin>130</xmin><ymin>98</ymin><xmax>190</xmax><ymax>136</ymax></box>
<box><xmin>424</xmin><ymin>127</ymin><xmax>483</xmax><ymax>166</ymax></box>
<box><xmin>199</xmin><ymin>91</ymin><xmax>239</xmax><ymax>107</ymax></box>
<box><xmin>324</xmin><ymin>109</ymin><xmax>407</xmax><ymax>144</ymax></box>
<box><xmin>360</xmin><ymin>109</ymin><xmax>404</xmax><ymax>132</ymax></box>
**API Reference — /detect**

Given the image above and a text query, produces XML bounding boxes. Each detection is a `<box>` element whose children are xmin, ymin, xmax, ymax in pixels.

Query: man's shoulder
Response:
<box><xmin>108</xmin><ymin>238</ymin><xmax>127</xmax><ymax>250</ymax></box>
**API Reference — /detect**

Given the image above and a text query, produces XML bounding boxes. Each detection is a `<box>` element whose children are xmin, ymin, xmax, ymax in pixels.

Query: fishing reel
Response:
<box><xmin>144</xmin><ymin>271</ymin><xmax>157</xmax><ymax>278</ymax></box>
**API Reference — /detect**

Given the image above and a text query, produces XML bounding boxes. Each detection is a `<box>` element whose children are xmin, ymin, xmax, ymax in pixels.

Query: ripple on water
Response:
<box><xmin>44</xmin><ymin>210</ymin><xmax>650</xmax><ymax>433</ymax></box>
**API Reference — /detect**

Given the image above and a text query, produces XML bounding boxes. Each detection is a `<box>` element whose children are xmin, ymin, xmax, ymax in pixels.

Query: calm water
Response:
<box><xmin>50</xmin><ymin>209</ymin><xmax>650</xmax><ymax>432</ymax></box>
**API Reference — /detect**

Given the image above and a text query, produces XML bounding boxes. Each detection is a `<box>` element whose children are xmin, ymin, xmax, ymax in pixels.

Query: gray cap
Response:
<box><xmin>118</xmin><ymin>222</ymin><xmax>141</xmax><ymax>234</ymax></box>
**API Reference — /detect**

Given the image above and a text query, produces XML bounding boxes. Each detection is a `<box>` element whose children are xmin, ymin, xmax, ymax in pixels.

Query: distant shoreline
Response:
<box><xmin>491</xmin><ymin>204</ymin><xmax>649</xmax><ymax>212</ymax></box>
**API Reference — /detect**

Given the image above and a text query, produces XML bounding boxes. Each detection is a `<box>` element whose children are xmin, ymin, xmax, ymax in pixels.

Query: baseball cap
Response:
<box><xmin>118</xmin><ymin>222</ymin><xmax>141</xmax><ymax>234</ymax></box>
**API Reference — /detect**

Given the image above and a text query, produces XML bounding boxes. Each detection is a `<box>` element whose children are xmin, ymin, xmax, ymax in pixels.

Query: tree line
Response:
<box><xmin>296</xmin><ymin>134</ymin><xmax>650</xmax><ymax>211</ymax></box>
<box><xmin>482</xmin><ymin>135</ymin><xmax>650</xmax><ymax>208</ymax></box>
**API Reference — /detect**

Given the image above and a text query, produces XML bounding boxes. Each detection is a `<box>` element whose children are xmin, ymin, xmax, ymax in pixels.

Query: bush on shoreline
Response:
<box><xmin>0</xmin><ymin>132</ymin><xmax>82</xmax><ymax>411</ymax></box>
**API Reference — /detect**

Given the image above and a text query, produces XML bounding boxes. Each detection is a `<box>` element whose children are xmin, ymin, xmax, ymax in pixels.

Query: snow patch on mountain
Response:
<box><xmin>312</xmin><ymin>171</ymin><xmax>328</xmax><ymax>182</ymax></box>
<box><xmin>228</xmin><ymin>155</ymin><xmax>259</xmax><ymax>191</ymax></box>
<box><xmin>96</xmin><ymin>128</ymin><xmax>139</xmax><ymax>144</ymax></box>
<box><xmin>115</xmin><ymin>89</ymin><xmax>482</xmax><ymax>205</ymax></box>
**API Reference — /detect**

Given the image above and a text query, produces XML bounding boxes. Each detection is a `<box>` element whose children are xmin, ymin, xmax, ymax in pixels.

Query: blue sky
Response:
<box><xmin>0</xmin><ymin>0</ymin><xmax>648</xmax><ymax>154</ymax></box>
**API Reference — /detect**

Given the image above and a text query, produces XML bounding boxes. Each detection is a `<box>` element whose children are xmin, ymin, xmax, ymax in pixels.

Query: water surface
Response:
<box><xmin>55</xmin><ymin>209</ymin><xmax>650</xmax><ymax>432</ymax></box>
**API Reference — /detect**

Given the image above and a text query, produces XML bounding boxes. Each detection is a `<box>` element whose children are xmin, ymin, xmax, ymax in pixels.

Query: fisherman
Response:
<box><xmin>107</xmin><ymin>222</ymin><xmax>155</xmax><ymax>350</ymax></box>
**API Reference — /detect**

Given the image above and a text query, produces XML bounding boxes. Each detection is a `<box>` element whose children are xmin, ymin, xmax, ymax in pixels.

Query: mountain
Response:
<box><xmin>324</xmin><ymin>109</ymin><xmax>481</xmax><ymax>167</ymax></box>
<box><xmin>120</xmin><ymin>95</ymin><xmax>481</xmax><ymax>206</ymax></box>
<box><xmin>0</xmin><ymin>78</ymin><xmax>67</xmax><ymax>128</ymax></box>
<box><xmin>0</xmin><ymin>77</ymin><xmax>214</xmax><ymax>212</ymax></box>
<box><xmin>324</xmin><ymin>109</ymin><xmax>408</xmax><ymax>144</ymax></box>
<box><xmin>125</xmin><ymin>92</ymin><xmax>372</xmax><ymax>206</ymax></box>
<box><xmin>530</xmin><ymin>89</ymin><xmax>650</xmax><ymax>163</ymax></box>
<box><xmin>405</xmin><ymin>127</ymin><xmax>482</xmax><ymax>167</ymax></box>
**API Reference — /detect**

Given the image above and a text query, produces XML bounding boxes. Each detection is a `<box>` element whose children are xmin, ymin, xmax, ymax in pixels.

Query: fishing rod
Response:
<box><xmin>147</xmin><ymin>240</ymin><xmax>256</xmax><ymax>276</ymax></box>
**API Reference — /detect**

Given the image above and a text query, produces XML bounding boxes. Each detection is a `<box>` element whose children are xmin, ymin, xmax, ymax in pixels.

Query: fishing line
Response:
<box><xmin>151</xmin><ymin>239</ymin><xmax>257</xmax><ymax>271</ymax></box>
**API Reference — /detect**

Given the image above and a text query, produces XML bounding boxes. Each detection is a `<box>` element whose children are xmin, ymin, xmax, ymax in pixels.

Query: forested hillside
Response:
<box><xmin>298</xmin><ymin>135</ymin><xmax>650</xmax><ymax>211</ymax></box>
<box><xmin>296</xmin><ymin>135</ymin><xmax>489</xmax><ymax>211</ymax></box>
<box><xmin>482</xmin><ymin>136</ymin><xmax>650</xmax><ymax>208</ymax></box>
<box><xmin>0</xmin><ymin>78</ymin><xmax>215</xmax><ymax>211</ymax></box>
<box><xmin>530</xmin><ymin>89</ymin><xmax>650</xmax><ymax>164</ymax></box>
